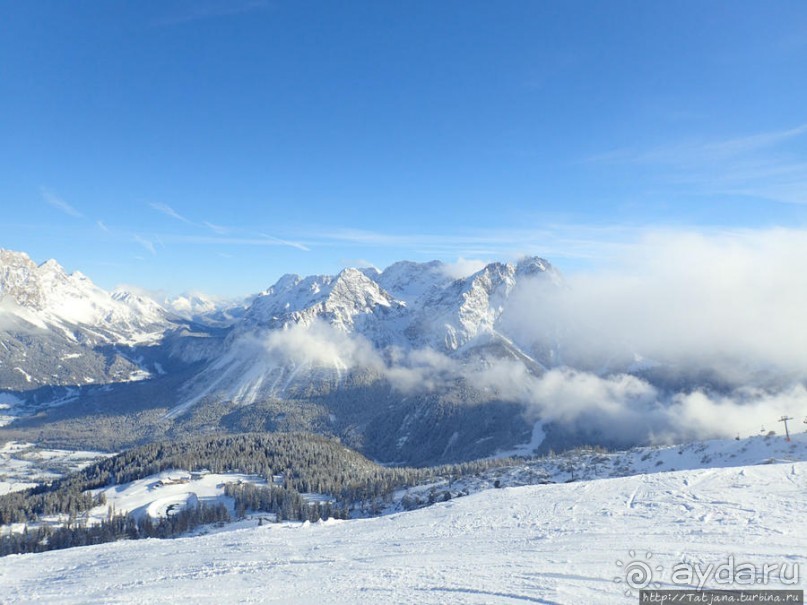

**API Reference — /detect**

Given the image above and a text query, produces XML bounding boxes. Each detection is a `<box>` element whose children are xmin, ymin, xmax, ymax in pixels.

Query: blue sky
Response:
<box><xmin>2</xmin><ymin>0</ymin><xmax>806</xmax><ymax>297</ymax></box>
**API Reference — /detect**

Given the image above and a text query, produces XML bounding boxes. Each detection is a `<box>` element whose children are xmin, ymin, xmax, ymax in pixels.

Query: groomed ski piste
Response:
<box><xmin>1</xmin><ymin>433</ymin><xmax>805</xmax><ymax>604</ymax></box>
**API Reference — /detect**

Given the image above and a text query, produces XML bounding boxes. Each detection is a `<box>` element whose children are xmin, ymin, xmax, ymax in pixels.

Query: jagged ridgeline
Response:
<box><xmin>0</xmin><ymin>249</ymin><xmax>563</xmax><ymax>465</ymax></box>
<box><xmin>0</xmin><ymin>432</ymin><xmax>512</xmax><ymax>556</ymax></box>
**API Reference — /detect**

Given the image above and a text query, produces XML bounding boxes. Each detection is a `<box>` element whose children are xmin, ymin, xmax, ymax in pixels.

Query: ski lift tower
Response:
<box><xmin>779</xmin><ymin>416</ymin><xmax>793</xmax><ymax>442</ymax></box>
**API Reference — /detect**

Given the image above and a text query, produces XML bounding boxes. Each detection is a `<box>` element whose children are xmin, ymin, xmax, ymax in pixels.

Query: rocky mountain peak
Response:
<box><xmin>0</xmin><ymin>249</ymin><xmax>44</xmax><ymax>309</ymax></box>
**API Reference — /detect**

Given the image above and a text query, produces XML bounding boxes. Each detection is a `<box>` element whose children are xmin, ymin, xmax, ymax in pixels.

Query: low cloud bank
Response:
<box><xmin>505</xmin><ymin>228</ymin><xmax>807</xmax><ymax>380</ymax></box>
<box><xmin>244</xmin><ymin>228</ymin><xmax>807</xmax><ymax>445</ymax></box>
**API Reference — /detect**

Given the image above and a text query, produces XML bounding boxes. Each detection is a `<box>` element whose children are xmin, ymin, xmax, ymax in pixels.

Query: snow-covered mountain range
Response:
<box><xmin>175</xmin><ymin>256</ymin><xmax>559</xmax><ymax>414</ymax></box>
<box><xmin>0</xmin><ymin>249</ymin><xmax>177</xmax><ymax>391</ymax></box>
<box><xmin>2</xmin><ymin>247</ymin><xmax>805</xmax><ymax>466</ymax></box>
<box><xmin>237</xmin><ymin>256</ymin><xmax>558</xmax><ymax>349</ymax></box>
<box><xmin>0</xmin><ymin>248</ymin><xmax>569</xmax><ymax>462</ymax></box>
<box><xmin>164</xmin><ymin>292</ymin><xmax>248</xmax><ymax>328</ymax></box>
<box><xmin>0</xmin><ymin>249</ymin><xmax>169</xmax><ymax>344</ymax></box>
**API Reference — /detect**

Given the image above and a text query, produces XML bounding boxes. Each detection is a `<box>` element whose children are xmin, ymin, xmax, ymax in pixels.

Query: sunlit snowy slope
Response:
<box><xmin>1</xmin><ymin>460</ymin><xmax>804</xmax><ymax>604</ymax></box>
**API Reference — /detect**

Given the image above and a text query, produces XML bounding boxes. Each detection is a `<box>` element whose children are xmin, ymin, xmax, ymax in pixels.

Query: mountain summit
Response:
<box><xmin>0</xmin><ymin>250</ymin><xmax>567</xmax><ymax>463</ymax></box>
<box><xmin>0</xmin><ymin>249</ymin><xmax>169</xmax><ymax>344</ymax></box>
<box><xmin>0</xmin><ymin>249</ymin><xmax>174</xmax><ymax>390</ymax></box>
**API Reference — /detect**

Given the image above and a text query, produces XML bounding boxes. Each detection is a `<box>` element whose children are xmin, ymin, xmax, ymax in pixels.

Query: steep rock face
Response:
<box><xmin>374</xmin><ymin>260</ymin><xmax>451</xmax><ymax>306</ymax></box>
<box><xmin>236</xmin><ymin>269</ymin><xmax>410</xmax><ymax>354</ymax></box>
<box><xmin>400</xmin><ymin>258</ymin><xmax>558</xmax><ymax>353</ymax></box>
<box><xmin>243</xmin><ymin>269</ymin><xmax>402</xmax><ymax>332</ymax></box>
<box><xmin>405</xmin><ymin>262</ymin><xmax>516</xmax><ymax>351</ymax></box>
<box><xmin>0</xmin><ymin>250</ymin><xmax>48</xmax><ymax>309</ymax></box>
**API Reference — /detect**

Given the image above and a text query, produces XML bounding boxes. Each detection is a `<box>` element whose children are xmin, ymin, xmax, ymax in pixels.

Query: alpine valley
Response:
<box><xmin>0</xmin><ymin>248</ymin><xmax>784</xmax><ymax>465</ymax></box>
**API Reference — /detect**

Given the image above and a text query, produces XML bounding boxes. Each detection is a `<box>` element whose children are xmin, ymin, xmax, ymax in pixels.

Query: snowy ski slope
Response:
<box><xmin>0</xmin><ymin>458</ymin><xmax>804</xmax><ymax>604</ymax></box>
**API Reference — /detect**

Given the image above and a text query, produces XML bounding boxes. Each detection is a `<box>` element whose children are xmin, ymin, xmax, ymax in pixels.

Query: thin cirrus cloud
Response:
<box><xmin>146</xmin><ymin>202</ymin><xmax>309</xmax><ymax>251</ymax></box>
<box><xmin>149</xmin><ymin>202</ymin><xmax>193</xmax><ymax>224</ymax></box>
<box><xmin>203</xmin><ymin>221</ymin><xmax>231</xmax><ymax>235</ymax></box>
<box><xmin>149</xmin><ymin>202</ymin><xmax>235</xmax><ymax>235</ymax></box>
<box><xmin>588</xmin><ymin>122</ymin><xmax>807</xmax><ymax>206</ymax></box>
<box><xmin>589</xmin><ymin>122</ymin><xmax>807</xmax><ymax>165</ymax></box>
<box><xmin>164</xmin><ymin>233</ymin><xmax>310</xmax><ymax>252</ymax></box>
<box><xmin>133</xmin><ymin>234</ymin><xmax>158</xmax><ymax>256</ymax></box>
<box><xmin>41</xmin><ymin>188</ymin><xmax>83</xmax><ymax>218</ymax></box>
<box><xmin>302</xmin><ymin>224</ymin><xmax>641</xmax><ymax>264</ymax></box>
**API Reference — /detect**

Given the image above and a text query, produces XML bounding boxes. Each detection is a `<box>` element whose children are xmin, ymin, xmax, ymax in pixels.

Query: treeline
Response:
<box><xmin>0</xmin><ymin>431</ymin><xmax>515</xmax><ymax>557</ymax></box>
<box><xmin>2</xmin><ymin>432</ymin><xmax>513</xmax><ymax>525</ymax></box>
<box><xmin>0</xmin><ymin>502</ymin><xmax>229</xmax><ymax>556</ymax></box>
<box><xmin>0</xmin><ymin>487</ymin><xmax>105</xmax><ymax>525</ymax></box>
<box><xmin>226</xmin><ymin>483</ymin><xmax>348</xmax><ymax>523</ymax></box>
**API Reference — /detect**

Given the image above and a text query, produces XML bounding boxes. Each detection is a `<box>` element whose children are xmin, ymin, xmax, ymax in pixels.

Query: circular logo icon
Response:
<box><xmin>614</xmin><ymin>551</ymin><xmax>663</xmax><ymax>596</ymax></box>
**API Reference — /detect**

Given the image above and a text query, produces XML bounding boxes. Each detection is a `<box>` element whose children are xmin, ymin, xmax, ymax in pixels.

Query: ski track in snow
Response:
<box><xmin>1</xmin><ymin>461</ymin><xmax>805</xmax><ymax>604</ymax></box>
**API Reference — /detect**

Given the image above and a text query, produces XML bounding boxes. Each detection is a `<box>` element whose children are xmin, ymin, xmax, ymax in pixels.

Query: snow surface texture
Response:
<box><xmin>0</xmin><ymin>460</ymin><xmax>803</xmax><ymax>604</ymax></box>
<box><xmin>383</xmin><ymin>431</ymin><xmax>807</xmax><ymax>516</ymax></box>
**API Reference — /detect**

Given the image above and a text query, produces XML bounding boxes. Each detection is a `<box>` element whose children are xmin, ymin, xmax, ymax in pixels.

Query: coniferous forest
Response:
<box><xmin>0</xmin><ymin>432</ymin><xmax>513</xmax><ymax>556</ymax></box>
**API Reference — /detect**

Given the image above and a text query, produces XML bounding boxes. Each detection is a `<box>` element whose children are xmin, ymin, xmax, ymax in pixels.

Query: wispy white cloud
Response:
<box><xmin>440</xmin><ymin>257</ymin><xmax>489</xmax><ymax>279</ymax></box>
<box><xmin>703</xmin><ymin>123</ymin><xmax>807</xmax><ymax>157</ymax></box>
<box><xmin>588</xmin><ymin>122</ymin><xmax>807</xmax><ymax>206</ymax></box>
<box><xmin>97</xmin><ymin>220</ymin><xmax>110</xmax><ymax>233</ymax></box>
<box><xmin>147</xmin><ymin>194</ymin><xmax>319</xmax><ymax>255</ymax></box>
<box><xmin>149</xmin><ymin>202</ymin><xmax>192</xmax><ymax>224</ymax></box>
<box><xmin>204</xmin><ymin>221</ymin><xmax>231</xmax><ymax>235</ymax></box>
<box><xmin>133</xmin><ymin>235</ymin><xmax>157</xmax><ymax>256</ymax></box>
<box><xmin>256</xmin><ymin>233</ymin><xmax>310</xmax><ymax>252</ymax></box>
<box><xmin>41</xmin><ymin>188</ymin><xmax>82</xmax><ymax>218</ymax></box>
<box><xmin>161</xmin><ymin>233</ymin><xmax>310</xmax><ymax>252</ymax></box>
<box><xmin>301</xmin><ymin>224</ymin><xmax>640</xmax><ymax>264</ymax></box>
<box><xmin>590</xmin><ymin>123</ymin><xmax>807</xmax><ymax>166</ymax></box>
